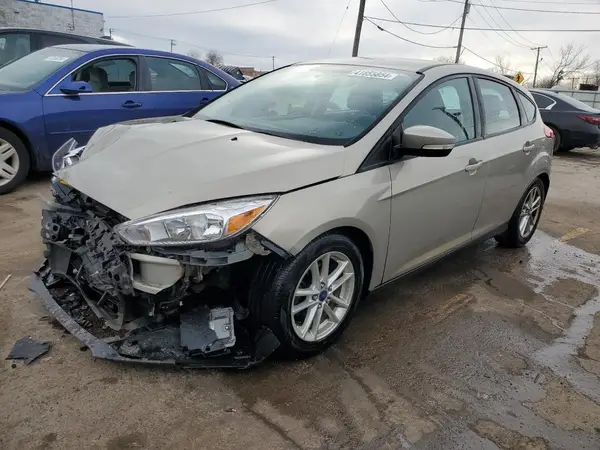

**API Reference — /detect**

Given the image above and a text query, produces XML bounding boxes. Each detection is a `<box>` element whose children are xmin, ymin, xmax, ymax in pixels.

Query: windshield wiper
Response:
<box><xmin>204</xmin><ymin>119</ymin><xmax>245</xmax><ymax>129</ymax></box>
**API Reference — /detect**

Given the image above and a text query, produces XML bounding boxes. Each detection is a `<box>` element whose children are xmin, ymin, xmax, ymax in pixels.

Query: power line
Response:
<box><xmin>444</xmin><ymin>0</ymin><xmax>600</xmax><ymax>14</ymax></box>
<box><xmin>365</xmin><ymin>16</ymin><xmax>600</xmax><ymax>31</ymax></box>
<box><xmin>462</xmin><ymin>46</ymin><xmax>532</xmax><ymax>73</ymax></box>
<box><xmin>364</xmin><ymin>17</ymin><xmax>457</xmax><ymax>48</ymax></box>
<box><xmin>486</xmin><ymin>0</ymin><xmax>541</xmax><ymax>46</ymax></box>
<box><xmin>110</xmin><ymin>28</ymin><xmax>274</xmax><ymax>59</ymax></box>
<box><xmin>379</xmin><ymin>0</ymin><xmax>463</xmax><ymax>34</ymax></box>
<box><xmin>108</xmin><ymin>0</ymin><xmax>278</xmax><ymax>19</ymax></box>
<box><xmin>329</xmin><ymin>0</ymin><xmax>353</xmax><ymax>56</ymax></box>
<box><xmin>466</xmin><ymin>16</ymin><xmax>500</xmax><ymax>46</ymax></box>
<box><xmin>472</xmin><ymin>2</ymin><xmax>530</xmax><ymax>48</ymax></box>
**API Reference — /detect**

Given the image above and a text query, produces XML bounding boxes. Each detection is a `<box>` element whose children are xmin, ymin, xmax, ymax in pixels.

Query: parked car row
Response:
<box><xmin>0</xmin><ymin>44</ymin><xmax>240</xmax><ymax>193</ymax></box>
<box><xmin>530</xmin><ymin>88</ymin><xmax>600</xmax><ymax>152</ymax></box>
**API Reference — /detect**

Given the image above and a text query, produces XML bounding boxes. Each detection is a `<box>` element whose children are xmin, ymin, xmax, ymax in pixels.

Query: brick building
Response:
<box><xmin>0</xmin><ymin>0</ymin><xmax>105</xmax><ymax>38</ymax></box>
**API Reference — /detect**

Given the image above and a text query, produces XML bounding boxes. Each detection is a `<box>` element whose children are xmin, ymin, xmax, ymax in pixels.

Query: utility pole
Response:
<box><xmin>272</xmin><ymin>56</ymin><xmax>275</xmax><ymax>71</ymax></box>
<box><xmin>531</xmin><ymin>46</ymin><xmax>547</xmax><ymax>88</ymax></box>
<box><xmin>170</xmin><ymin>40</ymin><xmax>176</xmax><ymax>52</ymax></box>
<box><xmin>352</xmin><ymin>0</ymin><xmax>367</xmax><ymax>57</ymax></box>
<box><xmin>455</xmin><ymin>0</ymin><xmax>470</xmax><ymax>63</ymax></box>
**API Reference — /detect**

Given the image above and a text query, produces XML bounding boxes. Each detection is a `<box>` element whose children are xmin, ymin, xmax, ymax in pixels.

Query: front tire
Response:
<box><xmin>495</xmin><ymin>178</ymin><xmax>546</xmax><ymax>248</ymax></box>
<box><xmin>0</xmin><ymin>128</ymin><xmax>30</xmax><ymax>195</ymax></box>
<box><xmin>250</xmin><ymin>233</ymin><xmax>364</xmax><ymax>357</ymax></box>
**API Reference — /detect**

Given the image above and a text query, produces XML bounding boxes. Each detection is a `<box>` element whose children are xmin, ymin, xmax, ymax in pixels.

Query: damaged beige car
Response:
<box><xmin>31</xmin><ymin>58</ymin><xmax>552</xmax><ymax>367</ymax></box>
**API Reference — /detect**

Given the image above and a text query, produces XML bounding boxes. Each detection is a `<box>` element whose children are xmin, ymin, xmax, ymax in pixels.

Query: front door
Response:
<box><xmin>43</xmin><ymin>56</ymin><xmax>147</xmax><ymax>152</ymax></box>
<box><xmin>384</xmin><ymin>76</ymin><xmax>488</xmax><ymax>281</ymax></box>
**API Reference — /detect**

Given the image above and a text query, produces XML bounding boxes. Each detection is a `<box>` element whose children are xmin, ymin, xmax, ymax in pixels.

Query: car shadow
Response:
<box><xmin>555</xmin><ymin>148</ymin><xmax>600</xmax><ymax>162</ymax></box>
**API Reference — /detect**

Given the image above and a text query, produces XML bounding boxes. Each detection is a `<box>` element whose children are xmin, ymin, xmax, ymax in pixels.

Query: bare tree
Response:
<box><xmin>583</xmin><ymin>60</ymin><xmax>600</xmax><ymax>87</ymax></box>
<box><xmin>205</xmin><ymin>50</ymin><xmax>224</xmax><ymax>67</ymax></box>
<box><xmin>434</xmin><ymin>55</ymin><xmax>461</xmax><ymax>64</ymax></box>
<box><xmin>492</xmin><ymin>55</ymin><xmax>512</xmax><ymax>76</ymax></box>
<box><xmin>543</xmin><ymin>43</ymin><xmax>590</xmax><ymax>88</ymax></box>
<box><xmin>187</xmin><ymin>50</ymin><xmax>201</xmax><ymax>60</ymax></box>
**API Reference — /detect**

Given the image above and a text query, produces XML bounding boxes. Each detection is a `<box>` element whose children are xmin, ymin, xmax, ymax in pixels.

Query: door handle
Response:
<box><xmin>523</xmin><ymin>142</ymin><xmax>535</xmax><ymax>154</ymax></box>
<box><xmin>465</xmin><ymin>158</ymin><xmax>483</xmax><ymax>173</ymax></box>
<box><xmin>122</xmin><ymin>100</ymin><xmax>143</xmax><ymax>109</ymax></box>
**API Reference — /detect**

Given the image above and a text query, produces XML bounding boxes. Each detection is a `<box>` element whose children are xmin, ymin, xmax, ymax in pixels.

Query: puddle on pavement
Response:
<box><xmin>222</xmin><ymin>231</ymin><xmax>600</xmax><ymax>449</ymax></box>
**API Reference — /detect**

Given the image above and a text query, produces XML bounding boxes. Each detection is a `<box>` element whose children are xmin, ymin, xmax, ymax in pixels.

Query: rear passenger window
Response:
<box><xmin>517</xmin><ymin>91</ymin><xmax>536</xmax><ymax>124</ymax></box>
<box><xmin>478</xmin><ymin>79</ymin><xmax>520</xmax><ymax>135</ymax></box>
<box><xmin>403</xmin><ymin>77</ymin><xmax>475</xmax><ymax>143</ymax></box>
<box><xmin>146</xmin><ymin>57</ymin><xmax>202</xmax><ymax>91</ymax></box>
<box><xmin>202</xmin><ymin>69</ymin><xmax>227</xmax><ymax>90</ymax></box>
<box><xmin>531</xmin><ymin>93</ymin><xmax>553</xmax><ymax>109</ymax></box>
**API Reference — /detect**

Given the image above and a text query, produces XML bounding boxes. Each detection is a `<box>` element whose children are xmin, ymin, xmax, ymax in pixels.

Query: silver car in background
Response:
<box><xmin>32</xmin><ymin>58</ymin><xmax>553</xmax><ymax>367</ymax></box>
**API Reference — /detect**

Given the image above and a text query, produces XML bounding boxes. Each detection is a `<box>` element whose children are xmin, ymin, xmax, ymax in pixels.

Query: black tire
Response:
<box><xmin>249</xmin><ymin>233</ymin><xmax>364</xmax><ymax>357</ymax></box>
<box><xmin>549</xmin><ymin>126</ymin><xmax>562</xmax><ymax>153</ymax></box>
<box><xmin>0</xmin><ymin>127</ymin><xmax>30</xmax><ymax>195</ymax></box>
<box><xmin>495</xmin><ymin>178</ymin><xmax>546</xmax><ymax>248</ymax></box>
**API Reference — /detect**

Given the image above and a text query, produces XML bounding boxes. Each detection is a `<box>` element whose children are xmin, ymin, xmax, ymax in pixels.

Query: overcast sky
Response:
<box><xmin>53</xmin><ymin>0</ymin><xmax>600</xmax><ymax>78</ymax></box>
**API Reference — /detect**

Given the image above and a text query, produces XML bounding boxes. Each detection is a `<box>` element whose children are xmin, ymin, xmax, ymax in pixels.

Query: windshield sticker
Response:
<box><xmin>348</xmin><ymin>69</ymin><xmax>398</xmax><ymax>80</ymax></box>
<box><xmin>44</xmin><ymin>56</ymin><xmax>70</xmax><ymax>63</ymax></box>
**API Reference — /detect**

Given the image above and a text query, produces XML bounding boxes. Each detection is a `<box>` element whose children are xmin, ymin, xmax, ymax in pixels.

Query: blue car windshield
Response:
<box><xmin>0</xmin><ymin>47</ymin><xmax>83</xmax><ymax>91</ymax></box>
<box><xmin>195</xmin><ymin>64</ymin><xmax>419</xmax><ymax>145</ymax></box>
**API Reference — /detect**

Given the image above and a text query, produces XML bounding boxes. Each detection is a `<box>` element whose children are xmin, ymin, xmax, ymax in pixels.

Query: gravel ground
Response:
<box><xmin>1</xmin><ymin>149</ymin><xmax>600</xmax><ymax>450</ymax></box>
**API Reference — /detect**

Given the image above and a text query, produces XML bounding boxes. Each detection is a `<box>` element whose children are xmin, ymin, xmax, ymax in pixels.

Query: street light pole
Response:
<box><xmin>352</xmin><ymin>0</ymin><xmax>367</xmax><ymax>57</ymax></box>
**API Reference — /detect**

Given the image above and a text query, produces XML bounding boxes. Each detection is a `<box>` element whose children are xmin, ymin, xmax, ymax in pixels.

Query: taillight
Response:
<box><xmin>544</xmin><ymin>124</ymin><xmax>554</xmax><ymax>138</ymax></box>
<box><xmin>577</xmin><ymin>115</ymin><xmax>600</xmax><ymax>125</ymax></box>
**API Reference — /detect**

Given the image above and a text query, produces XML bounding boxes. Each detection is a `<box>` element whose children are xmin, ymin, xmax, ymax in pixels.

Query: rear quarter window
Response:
<box><xmin>517</xmin><ymin>91</ymin><xmax>536</xmax><ymax>124</ymax></box>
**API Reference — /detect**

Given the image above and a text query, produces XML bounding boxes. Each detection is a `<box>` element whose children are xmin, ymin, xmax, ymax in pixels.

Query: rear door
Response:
<box><xmin>471</xmin><ymin>78</ymin><xmax>539</xmax><ymax>237</ymax></box>
<box><xmin>136</xmin><ymin>56</ymin><xmax>227</xmax><ymax>117</ymax></box>
<box><xmin>43</xmin><ymin>55</ymin><xmax>147</xmax><ymax>152</ymax></box>
<box><xmin>384</xmin><ymin>76</ymin><xmax>488</xmax><ymax>281</ymax></box>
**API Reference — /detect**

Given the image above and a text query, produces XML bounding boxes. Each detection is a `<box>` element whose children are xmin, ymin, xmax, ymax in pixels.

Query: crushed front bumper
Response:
<box><xmin>30</xmin><ymin>267</ymin><xmax>279</xmax><ymax>369</ymax></box>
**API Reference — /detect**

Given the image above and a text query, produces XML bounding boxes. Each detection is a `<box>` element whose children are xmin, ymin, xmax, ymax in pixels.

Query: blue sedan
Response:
<box><xmin>0</xmin><ymin>44</ymin><xmax>240</xmax><ymax>193</ymax></box>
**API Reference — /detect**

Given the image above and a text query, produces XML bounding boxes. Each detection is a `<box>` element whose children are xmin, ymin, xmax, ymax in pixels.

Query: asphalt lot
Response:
<box><xmin>1</xmin><ymin>150</ymin><xmax>600</xmax><ymax>450</ymax></box>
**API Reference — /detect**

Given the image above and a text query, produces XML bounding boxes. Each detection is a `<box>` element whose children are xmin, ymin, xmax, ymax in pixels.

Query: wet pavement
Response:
<box><xmin>1</xmin><ymin>150</ymin><xmax>600</xmax><ymax>449</ymax></box>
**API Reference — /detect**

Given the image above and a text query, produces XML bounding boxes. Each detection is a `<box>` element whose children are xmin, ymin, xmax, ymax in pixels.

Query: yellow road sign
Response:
<box><xmin>513</xmin><ymin>72</ymin><xmax>524</xmax><ymax>84</ymax></box>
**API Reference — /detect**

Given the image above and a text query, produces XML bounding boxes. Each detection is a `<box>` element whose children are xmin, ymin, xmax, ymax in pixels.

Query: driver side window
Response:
<box><xmin>403</xmin><ymin>77</ymin><xmax>475</xmax><ymax>144</ymax></box>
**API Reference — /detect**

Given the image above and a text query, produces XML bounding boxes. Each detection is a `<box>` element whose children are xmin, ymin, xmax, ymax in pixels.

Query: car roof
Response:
<box><xmin>296</xmin><ymin>57</ymin><xmax>516</xmax><ymax>80</ymax></box>
<box><xmin>0</xmin><ymin>27</ymin><xmax>129</xmax><ymax>46</ymax></box>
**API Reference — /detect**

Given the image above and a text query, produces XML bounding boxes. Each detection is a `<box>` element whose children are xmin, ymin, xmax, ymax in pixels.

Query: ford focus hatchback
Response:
<box><xmin>32</xmin><ymin>58</ymin><xmax>552</xmax><ymax>368</ymax></box>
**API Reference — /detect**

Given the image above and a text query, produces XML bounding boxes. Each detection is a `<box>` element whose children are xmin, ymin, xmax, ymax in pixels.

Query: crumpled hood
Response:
<box><xmin>59</xmin><ymin>119</ymin><xmax>345</xmax><ymax>220</ymax></box>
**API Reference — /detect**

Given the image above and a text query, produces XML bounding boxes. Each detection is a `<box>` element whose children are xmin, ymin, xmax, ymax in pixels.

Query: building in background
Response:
<box><xmin>0</xmin><ymin>0</ymin><xmax>104</xmax><ymax>37</ymax></box>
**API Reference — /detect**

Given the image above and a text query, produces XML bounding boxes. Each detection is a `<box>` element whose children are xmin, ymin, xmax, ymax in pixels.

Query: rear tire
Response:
<box><xmin>495</xmin><ymin>178</ymin><xmax>546</xmax><ymax>248</ymax></box>
<box><xmin>549</xmin><ymin>126</ymin><xmax>562</xmax><ymax>152</ymax></box>
<box><xmin>0</xmin><ymin>127</ymin><xmax>30</xmax><ymax>195</ymax></box>
<box><xmin>249</xmin><ymin>233</ymin><xmax>364</xmax><ymax>357</ymax></box>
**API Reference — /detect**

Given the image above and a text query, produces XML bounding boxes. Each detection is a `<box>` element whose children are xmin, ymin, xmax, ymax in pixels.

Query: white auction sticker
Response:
<box><xmin>348</xmin><ymin>69</ymin><xmax>398</xmax><ymax>80</ymax></box>
<box><xmin>44</xmin><ymin>56</ymin><xmax>70</xmax><ymax>63</ymax></box>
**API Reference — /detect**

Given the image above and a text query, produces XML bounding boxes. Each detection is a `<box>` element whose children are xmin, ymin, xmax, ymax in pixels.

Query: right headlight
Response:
<box><xmin>115</xmin><ymin>196</ymin><xmax>277</xmax><ymax>247</ymax></box>
<box><xmin>52</xmin><ymin>138</ymin><xmax>85</xmax><ymax>172</ymax></box>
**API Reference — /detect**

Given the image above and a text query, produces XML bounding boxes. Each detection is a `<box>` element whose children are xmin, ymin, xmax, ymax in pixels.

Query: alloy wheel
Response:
<box><xmin>519</xmin><ymin>185</ymin><xmax>542</xmax><ymax>239</ymax></box>
<box><xmin>0</xmin><ymin>139</ymin><xmax>19</xmax><ymax>187</ymax></box>
<box><xmin>291</xmin><ymin>251</ymin><xmax>355</xmax><ymax>343</ymax></box>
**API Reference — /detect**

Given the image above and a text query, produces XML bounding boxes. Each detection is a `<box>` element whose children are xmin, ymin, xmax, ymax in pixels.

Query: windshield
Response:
<box><xmin>195</xmin><ymin>64</ymin><xmax>419</xmax><ymax>144</ymax></box>
<box><xmin>0</xmin><ymin>47</ymin><xmax>82</xmax><ymax>91</ymax></box>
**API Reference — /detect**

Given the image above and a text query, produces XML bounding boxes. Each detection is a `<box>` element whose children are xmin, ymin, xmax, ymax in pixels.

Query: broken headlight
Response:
<box><xmin>52</xmin><ymin>138</ymin><xmax>85</xmax><ymax>172</ymax></box>
<box><xmin>115</xmin><ymin>196</ymin><xmax>277</xmax><ymax>246</ymax></box>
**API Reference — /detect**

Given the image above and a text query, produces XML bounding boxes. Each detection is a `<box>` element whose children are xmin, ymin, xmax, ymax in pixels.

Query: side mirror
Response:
<box><xmin>60</xmin><ymin>80</ymin><xmax>93</xmax><ymax>95</ymax></box>
<box><xmin>396</xmin><ymin>125</ymin><xmax>456</xmax><ymax>157</ymax></box>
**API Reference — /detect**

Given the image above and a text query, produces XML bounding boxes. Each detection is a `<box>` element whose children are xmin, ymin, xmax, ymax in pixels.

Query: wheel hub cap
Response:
<box><xmin>291</xmin><ymin>251</ymin><xmax>356</xmax><ymax>343</ymax></box>
<box><xmin>519</xmin><ymin>186</ymin><xmax>542</xmax><ymax>239</ymax></box>
<box><xmin>0</xmin><ymin>138</ymin><xmax>20</xmax><ymax>187</ymax></box>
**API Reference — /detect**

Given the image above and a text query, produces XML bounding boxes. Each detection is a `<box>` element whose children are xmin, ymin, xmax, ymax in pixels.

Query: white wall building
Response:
<box><xmin>0</xmin><ymin>0</ymin><xmax>104</xmax><ymax>37</ymax></box>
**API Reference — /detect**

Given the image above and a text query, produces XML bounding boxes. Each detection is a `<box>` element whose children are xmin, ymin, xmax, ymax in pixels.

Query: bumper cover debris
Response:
<box><xmin>30</xmin><ymin>268</ymin><xmax>279</xmax><ymax>368</ymax></box>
